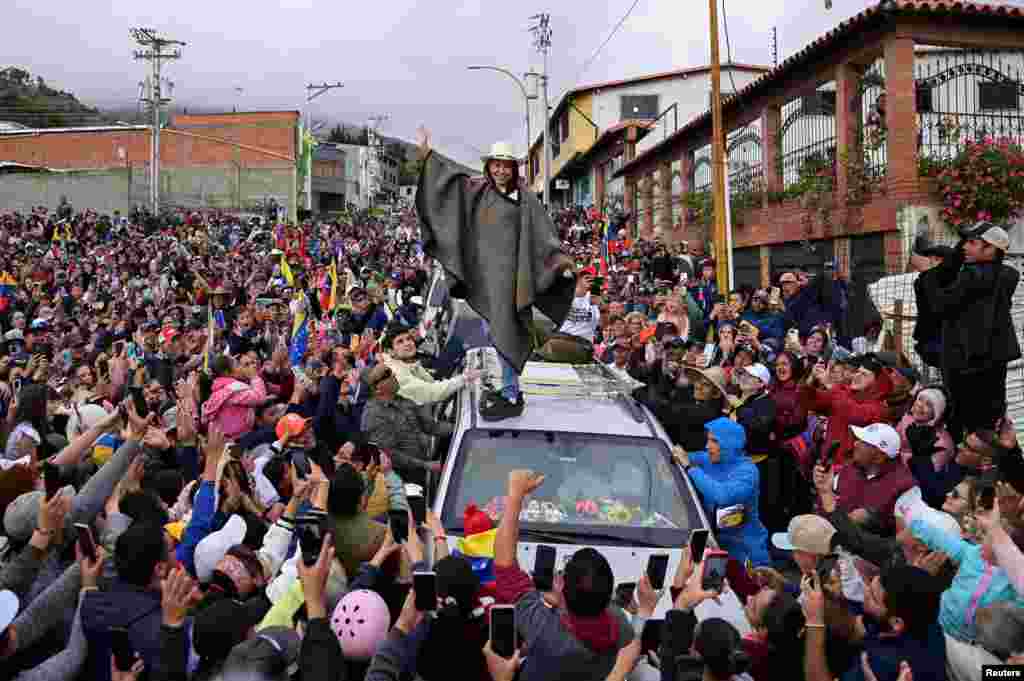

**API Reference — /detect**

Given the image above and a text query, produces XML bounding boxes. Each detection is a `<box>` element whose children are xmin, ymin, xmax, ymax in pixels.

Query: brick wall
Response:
<box><xmin>0</xmin><ymin>112</ymin><xmax>299</xmax><ymax>170</ymax></box>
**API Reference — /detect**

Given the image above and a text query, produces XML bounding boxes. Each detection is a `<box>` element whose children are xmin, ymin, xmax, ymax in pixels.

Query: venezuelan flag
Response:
<box><xmin>0</xmin><ymin>272</ymin><xmax>15</xmax><ymax>313</ymax></box>
<box><xmin>204</xmin><ymin>303</ymin><xmax>215</xmax><ymax>372</ymax></box>
<box><xmin>453</xmin><ymin>528</ymin><xmax>498</xmax><ymax>585</ymax></box>
<box><xmin>328</xmin><ymin>259</ymin><xmax>339</xmax><ymax>312</ymax></box>
<box><xmin>289</xmin><ymin>298</ymin><xmax>308</xmax><ymax>367</ymax></box>
<box><xmin>280</xmin><ymin>254</ymin><xmax>294</xmax><ymax>288</ymax></box>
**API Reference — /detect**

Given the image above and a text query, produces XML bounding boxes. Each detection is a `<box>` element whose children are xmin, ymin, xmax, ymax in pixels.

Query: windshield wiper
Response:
<box><xmin>516</xmin><ymin>527</ymin><xmax>666</xmax><ymax>548</ymax></box>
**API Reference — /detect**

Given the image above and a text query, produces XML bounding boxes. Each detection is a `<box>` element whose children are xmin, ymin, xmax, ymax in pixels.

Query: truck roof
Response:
<box><xmin>457</xmin><ymin>348</ymin><xmax>663</xmax><ymax>439</ymax></box>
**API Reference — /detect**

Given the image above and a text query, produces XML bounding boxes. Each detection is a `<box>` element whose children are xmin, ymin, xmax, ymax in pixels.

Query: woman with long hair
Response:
<box><xmin>771</xmin><ymin>351</ymin><xmax>814</xmax><ymax>517</ymax></box>
<box><xmin>4</xmin><ymin>383</ymin><xmax>51</xmax><ymax>461</ymax></box>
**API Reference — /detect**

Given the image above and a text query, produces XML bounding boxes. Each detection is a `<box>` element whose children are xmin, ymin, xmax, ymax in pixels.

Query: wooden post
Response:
<box><xmin>892</xmin><ymin>299</ymin><xmax>904</xmax><ymax>353</ymax></box>
<box><xmin>709</xmin><ymin>0</ymin><xmax>729</xmax><ymax>293</ymax></box>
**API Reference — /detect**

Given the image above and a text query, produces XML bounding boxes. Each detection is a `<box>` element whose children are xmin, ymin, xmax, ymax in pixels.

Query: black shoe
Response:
<box><xmin>480</xmin><ymin>391</ymin><xmax>525</xmax><ymax>421</ymax></box>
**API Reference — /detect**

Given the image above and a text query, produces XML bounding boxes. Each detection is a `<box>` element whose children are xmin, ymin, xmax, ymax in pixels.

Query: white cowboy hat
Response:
<box><xmin>481</xmin><ymin>141</ymin><xmax>519</xmax><ymax>163</ymax></box>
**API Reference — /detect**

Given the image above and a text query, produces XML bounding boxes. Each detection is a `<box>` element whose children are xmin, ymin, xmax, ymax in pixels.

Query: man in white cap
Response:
<box><xmin>767</xmin><ymin>514</ymin><xmax>865</xmax><ymax>603</ymax></box>
<box><xmin>930</xmin><ymin>220</ymin><xmax>1020</xmax><ymax>437</ymax></box>
<box><xmin>732</xmin><ymin>363</ymin><xmax>788</xmax><ymax>532</ymax></box>
<box><xmin>415</xmin><ymin>128</ymin><xmax>575</xmax><ymax>421</ymax></box>
<box><xmin>830</xmin><ymin>423</ymin><xmax>915</xmax><ymax>533</ymax></box>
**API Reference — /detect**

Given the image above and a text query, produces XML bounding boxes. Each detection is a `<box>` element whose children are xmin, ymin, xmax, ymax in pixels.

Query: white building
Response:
<box><xmin>526</xmin><ymin>62</ymin><xmax>770</xmax><ymax>207</ymax></box>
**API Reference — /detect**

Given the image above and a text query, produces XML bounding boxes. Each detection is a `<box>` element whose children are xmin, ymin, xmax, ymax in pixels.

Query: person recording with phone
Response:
<box><xmin>651</xmin><ymin>548</ymin><xmax>748</xmax><ymax>681</ymax></box>
<box><xmin>491</xmin><ymin>469</ymin><xmax>635</xmax><ymax>681</ymax></box>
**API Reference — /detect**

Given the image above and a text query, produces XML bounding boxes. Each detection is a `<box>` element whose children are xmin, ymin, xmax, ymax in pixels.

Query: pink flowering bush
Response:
<box><xmin>936</xmin><ymin>137</ymin><xmax>1024</xmax><ymax>229</ymax></box>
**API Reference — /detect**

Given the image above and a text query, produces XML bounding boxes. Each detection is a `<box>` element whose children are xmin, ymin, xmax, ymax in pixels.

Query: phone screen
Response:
<box><xmin>702</xmin><ymin>343</ymin><xmax>716</xmax><ymax>366</ymax></box>
<box><xmin>414</xmin><ymin>571</ymin><xmax>437</xmax><ymax>611</ymax></box>
<box><xmin>666</xmin><ymin>610</ymin><xmax>690</xmax><ymax>661</ymax></box>
<box><xmin>533</xmin><ymin>545</ymin><xmax>556</xmax><ymax>592</ymax></box>
<box><xmin>297</xmin><ymin>514</ymin><xmax>325</xmax><ymax>567</ymax></box>
<box><xmin>290</xmin><ymin>448</ymin><xmax>311</xmax><ymax>479</ymax></box>
<box><xmin>647</xmin><ymin>553</ymin><xmax>670</xmax><ymax>591</ymax></box>
<box><xmin>388</xmin><ymin>509</ymin><xmax>409</xmax><ymax>544</ymax></box>
<box><xmin>129</xmin><ymin>386</ymin><xmax>149</xmax><ymax>418</ymax></box>
<box><xmin>490</xmin><ymin>605</ymin><xmax>517</xmax><ymax>659</ymax></box>
<box><xmin>109</xmin><ymin>627</ymin><xmax>135</xmax><ymax>672</ymax></box>
<box><xmin>408</xmin><ymin>494</ymin><xmax>427</xmax><ymax>526</ymax></box>
<box><xmin>74</xmin><ymin>523</ymin><xmax>97</xmax><ymax>561</ymax></box>
<box><xmin>42</xmin><ymin>461</ymin><xmax>61</xmax><ymax>501</ymax></box>
<box><xmin>689</xmin><ymin>529</ymin><xmax>710</xmax><ymax>563</ymax></box>
<box><xmin>702</xmin><ymin>552</ymin><xmax>729</xmax><ymax>591</ymax></box>
<box><xmin>641</xmin><ymin>619</ymin><xmax>665</xmax><ymax>655</ymax></box>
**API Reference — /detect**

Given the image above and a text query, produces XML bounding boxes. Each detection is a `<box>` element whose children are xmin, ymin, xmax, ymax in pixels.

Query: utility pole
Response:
<box><xmin>132</xmin><ymin>28</ymin><xmax>184</xmax><ymax>215</ymax></box>
<box><xmin>530</xmin><ymin>13</ymin><xmax>552</xmax><ymax>207</ymax></box>
<box><xmin>304</xmin><ymin>82</ymin><xmax>343</xmax><ymax>213</ymax></box>
<box><xmin>366</xmin><ymin>114</ymin><xmax>389</xmax><ymax>212</ymax></box>
<box><xmin>771</xmin><ymin>27</ymin><xmax>778</xmax><ymax>67</ymax></box>
<box><xmin>707</xmin><ymin>0</ymin><xmax>732</xmax><ymax>292</ymax></box>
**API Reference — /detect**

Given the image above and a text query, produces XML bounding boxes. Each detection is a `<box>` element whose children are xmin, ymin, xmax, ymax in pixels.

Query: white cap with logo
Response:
<box><xmin>850</xmin><ymin>423</ymin><xmax>900</xmax><ymax>459</ymax></box>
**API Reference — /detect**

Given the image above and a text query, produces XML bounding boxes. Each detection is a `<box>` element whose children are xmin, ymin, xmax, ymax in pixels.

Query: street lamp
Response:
<box><xmin>467</xmin><ymin>65</ymin><xmax>535</xmax><ymax>180</ymax></box>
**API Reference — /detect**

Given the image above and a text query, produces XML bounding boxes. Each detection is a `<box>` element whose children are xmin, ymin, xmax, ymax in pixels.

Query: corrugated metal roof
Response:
<box><xmin>616</xmin><ymin>0</ymin><xmax>1024</xmax><ymax>177</ymax></box>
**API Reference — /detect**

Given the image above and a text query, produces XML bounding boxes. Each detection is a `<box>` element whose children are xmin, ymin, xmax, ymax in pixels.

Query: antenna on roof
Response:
<box><xmin>771</xmin><ymin>27</ymin><xmax>778</xmax><ymax>66</ymax></box>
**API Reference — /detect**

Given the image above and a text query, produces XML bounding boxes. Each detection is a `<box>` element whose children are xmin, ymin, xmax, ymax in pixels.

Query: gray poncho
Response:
<box><xmin>416</xmin><ymin>152</ymin><xmax>574</xmax><ymax>371</ymax></box>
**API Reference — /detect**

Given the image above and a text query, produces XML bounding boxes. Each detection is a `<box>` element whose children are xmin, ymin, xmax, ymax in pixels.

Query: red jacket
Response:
<box><xmin>836</xmin><ymin>459</ymin><xmax>916</xmax><ymax>530</ymax></box>
<box><xmin>771</xmin><ymin>379</ymin><xmax>808</xmax><ymax>441</ymax></box>
<box><xmin>799</xmin><ymin>374</ymin><xmax>892</xmax><ymax>468</ymax></box>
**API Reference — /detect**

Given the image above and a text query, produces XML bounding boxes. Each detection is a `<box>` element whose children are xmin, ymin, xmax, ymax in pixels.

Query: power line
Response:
<box><xmin>573</xmin><ymin>0</ymin><xmax>641</xmax><ymax>85</ymax></box>
<box><xmin>720</xmin><ymin>0</ymin><xmax>739</xmax><ymax>95</ymax></box>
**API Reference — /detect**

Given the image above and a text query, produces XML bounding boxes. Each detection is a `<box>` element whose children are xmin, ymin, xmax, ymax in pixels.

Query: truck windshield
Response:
<box><xmin>442</xmin><ymin>430</ymin><xmax>702</xmax><ymax>544</ymax></box>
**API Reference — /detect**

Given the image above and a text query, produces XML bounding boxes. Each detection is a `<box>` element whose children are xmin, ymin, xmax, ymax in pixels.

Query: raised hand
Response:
<box><xmin>416</xmin><ymin>125</ymin><xmax>432</xmax><ymax>158</ymax></box>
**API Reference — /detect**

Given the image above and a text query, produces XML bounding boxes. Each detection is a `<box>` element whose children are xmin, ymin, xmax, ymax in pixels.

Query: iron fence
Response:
<box><xmin>860</xmin><ymin>58</ymin><xmax>888</xmax><ymax>180</ymax></box>
<box><xmin>779</xmin><ymin>83</ymin><xmax>838</xmax><ymax>190</ymax></box>
<box><xmin>916</xmin><ymin>47</ymin><xmax>1024</xmax><ymax>164</ymax></box>
<box><xmin>727</xmin><ymin>122</ymin><xmax>764</xmax><ymax>197</ymax></box>
<box><xmin>693</xmin><ymin>143</ymin><xmax>712</xmax><ymax>193</ymax></box>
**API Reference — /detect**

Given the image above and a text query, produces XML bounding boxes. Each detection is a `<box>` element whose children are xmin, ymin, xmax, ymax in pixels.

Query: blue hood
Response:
<box><xmin>696</xmin><ymin>417</ymin><xmax>746</xmax><ymax>465</ymax></box>
<box><xmin>686</xmin><ymin>417</ymin><xmax>770</xmax><ymax>567</ymax></box>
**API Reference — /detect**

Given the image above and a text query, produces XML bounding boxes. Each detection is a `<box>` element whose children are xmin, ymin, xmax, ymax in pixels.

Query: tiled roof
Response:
<box><xmin>616</xmin><ymin>0</ymin><xmax>1024</xmax><ymax>178</ymax></box>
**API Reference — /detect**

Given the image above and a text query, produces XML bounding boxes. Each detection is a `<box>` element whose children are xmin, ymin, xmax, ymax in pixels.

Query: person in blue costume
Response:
<box><xmin>672</xmin><ymin>417</ymin><xmax>771</xmax><ymax>566</ymax></box>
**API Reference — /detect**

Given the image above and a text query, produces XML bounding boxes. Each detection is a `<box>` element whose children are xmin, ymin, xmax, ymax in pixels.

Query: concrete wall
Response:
<box><xmin>0</xmin><ymin>163</ymin><xmax>296</xmax><ymax>214</ymax></box>
<box><xmin>0</xmin><ymin>169</ymin><xmax>131</xmax><ymax>213</ymax></box>
<box><xmin>630</xmin><ymin>68</ymin><xmax>763</xmax><ymax>157</ymax></box>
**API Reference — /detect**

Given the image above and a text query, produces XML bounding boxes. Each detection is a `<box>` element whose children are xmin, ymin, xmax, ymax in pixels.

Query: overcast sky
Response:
<box><xmin>5</xmin><ymin>0</ymin><xmax>944</xmax><ymax>168</ymax></box>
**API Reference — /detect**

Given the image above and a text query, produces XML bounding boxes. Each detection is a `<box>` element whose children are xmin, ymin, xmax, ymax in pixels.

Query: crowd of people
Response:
<box><xmin>0</xmin><ymin>143</ymin><xmax>1020</xmax><ymax>681</ymax></box>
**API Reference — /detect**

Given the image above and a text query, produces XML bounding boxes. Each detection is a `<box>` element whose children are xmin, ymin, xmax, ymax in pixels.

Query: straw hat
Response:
<box><xmin>481</xmin><ymin>142</ymin><xmax>519</xmax><ymax>163</ymax></box>
<box><xmin>684</xmin><ymin>365</ymin><xmax>729</xmax><ymax>397</ymax></box>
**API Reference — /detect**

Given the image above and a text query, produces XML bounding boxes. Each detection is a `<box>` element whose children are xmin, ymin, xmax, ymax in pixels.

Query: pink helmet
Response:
<box><xmin>331</xmin><ymin>589</ymin><xmax>391</xmax><ymax>660</ymax></box>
